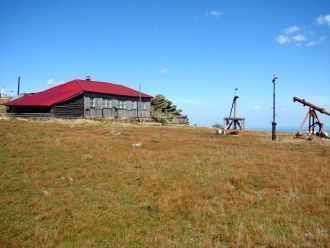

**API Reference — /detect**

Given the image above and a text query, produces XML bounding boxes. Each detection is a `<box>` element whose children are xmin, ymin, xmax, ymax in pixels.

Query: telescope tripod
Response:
<box><xmin>296</xmin><ymin>107</ymin><xmax>326</xmax><ymax>137</ymax></box>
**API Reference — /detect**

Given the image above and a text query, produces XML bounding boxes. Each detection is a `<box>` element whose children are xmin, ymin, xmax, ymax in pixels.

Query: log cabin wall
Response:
<box><xmin>84</xmin><ymin>92</ymin><xmax>151</xmax><ymax>119</ymax></box>
<box><xmin>51</xmin><ymin>94</ymin><xmax>84</xmax><ymax>118</ymax></box>
<box><xmin>6</xmin><ymin>106</ymin><xmax>51</xmax><ymax>118</ymax></box>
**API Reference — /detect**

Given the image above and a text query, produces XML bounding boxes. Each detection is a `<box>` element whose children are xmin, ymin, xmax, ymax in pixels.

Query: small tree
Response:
<box><xmin>151</xmin><ymin>95</ymin><xmax>182</xmax><ymax>124</ymax></box>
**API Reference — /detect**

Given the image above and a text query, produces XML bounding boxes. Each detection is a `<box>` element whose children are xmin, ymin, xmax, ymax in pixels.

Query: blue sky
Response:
<box><xmin>1</xmin><ymin>0</ymin><xmax>330</xmax><ymax>129</ymax></box>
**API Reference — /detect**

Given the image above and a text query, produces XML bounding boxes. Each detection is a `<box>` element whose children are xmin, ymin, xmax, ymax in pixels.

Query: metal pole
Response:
<box><xmin>229</xmin><ymin>88</ymin><xmax>238</xmax><ymax>129</ymax></box>
<box><xmin>233</xmin><ymin>98</ymin><xmax>237</xmax><ymax>119</ymax></box>
<box><xmin>272</xmin><ymin>76</ymin><xmax>277</xmax><ymax>141</ymax></box>
<box><xmin>139</xmin><ymin>83</ymin><xmax>142</xmax><ymax>122</ymax></box>
<box><xmin>17</xmin><ymin>76</ymin><xmax>20</xmax><ymax>95</ymax></box>
<box><xmin>233</xmin><ymin>88</ymin><xmax>238</xmax><ymax>119</ymax></box>
<box><xmin>233</xmin><ymin>99</ymin><xmax>237</xmax><ymax>129</ymax></box>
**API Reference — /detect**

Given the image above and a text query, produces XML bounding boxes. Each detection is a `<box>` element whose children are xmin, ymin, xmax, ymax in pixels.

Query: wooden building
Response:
<box><xmin>4</xmin><ymin>78</ymin><xmax>152</xmax><ymax>119</ymax></box>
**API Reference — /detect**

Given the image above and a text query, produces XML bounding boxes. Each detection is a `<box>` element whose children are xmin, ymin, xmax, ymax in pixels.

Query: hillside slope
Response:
<box><xmin>0</xmin><ymin>119</ymin><xmax>329</xmax><ymax>247</ymax></box>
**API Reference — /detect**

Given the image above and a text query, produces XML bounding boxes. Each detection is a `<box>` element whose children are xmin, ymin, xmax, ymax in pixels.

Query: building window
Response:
<box><xmin>143</xmin><ymin>102</ymin><xmax>147</xmax><ymax>110</ymax></box>
<box><xmin>102</xmin><ymin>99</ymin><xmax>112</xmax><ymax>108</ymax></box>
<box><xmin>133</xmin><ymin>101</ymin><xmax>137</xmax><ymax>110</ymax></box>
<box><xmin>118</xmin><ymin>100</ymin><xmax>126</xmax><ymax>109</ymax></box>
<box><xmin>90</xmin><ymin>98</ymin><xmax>96</xmax><ymax>108</ymax></box>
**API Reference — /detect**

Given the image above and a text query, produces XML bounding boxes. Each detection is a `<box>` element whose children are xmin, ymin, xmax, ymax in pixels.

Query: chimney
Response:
<box><xmin>86</xmin><ymin>76</ymin><xmax>91</xmax><ymax>81</ymax></box>
<box><xmin>17</xmin><ymin>76</ymin><xmax>20</xmax><ymax>95</ymax></box>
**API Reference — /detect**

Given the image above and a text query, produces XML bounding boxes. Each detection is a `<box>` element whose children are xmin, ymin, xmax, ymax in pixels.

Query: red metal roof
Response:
<box><xmin>4</xmin><ymin>79</ymin><xmax>153</xmax><ymax>107</ymax></box>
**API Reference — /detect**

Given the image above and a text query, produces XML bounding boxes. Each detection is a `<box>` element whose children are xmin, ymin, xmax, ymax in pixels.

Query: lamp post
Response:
<box><xmin>272</xmin><ymin>76</ymin><xmax>278</xmax><ymax>141</ymax></box>
<box><xmin>139</xmin><ymin>83</ymin><xmax>142</xmax><ymax>123</ymax></box>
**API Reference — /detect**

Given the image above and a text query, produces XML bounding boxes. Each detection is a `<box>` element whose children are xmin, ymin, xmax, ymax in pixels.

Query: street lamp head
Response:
<box><xmin>272</xmin><ymin>75</ymin><xmax>278</xmax><ymax>84</ymax></box>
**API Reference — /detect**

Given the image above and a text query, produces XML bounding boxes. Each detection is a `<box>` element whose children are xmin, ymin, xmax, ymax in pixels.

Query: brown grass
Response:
<box><xmin>0</xmin><ymin>118</ymin><xmax>329</xmax><ymax>247</ymax></box>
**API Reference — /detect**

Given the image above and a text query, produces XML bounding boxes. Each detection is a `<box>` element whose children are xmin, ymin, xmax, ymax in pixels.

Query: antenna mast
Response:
<box><xmin>17</xmin><ymin>76</ymin><xmax>21</xmax><ymax>95</ymax></box>
<box><xmin>139</xmin><ymin>83</ymin><xmax>142</xmax><ymax>122</ymax></box>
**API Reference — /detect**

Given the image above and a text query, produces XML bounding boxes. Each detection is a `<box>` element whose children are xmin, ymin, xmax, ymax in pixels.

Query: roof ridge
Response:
<box><xmin>87</xmin><ymin>79</ymin><xmax>123</xmax><ymax>87</ymax></box>
<box><xmin>76</xmin><ymin>79</ymin><xmax>133</xmax><ymax>92</ymax></box>
<box><xmin>74</xmin><ymin>79</ymin><xmax>87</xmax><ymax>91</ymax></box>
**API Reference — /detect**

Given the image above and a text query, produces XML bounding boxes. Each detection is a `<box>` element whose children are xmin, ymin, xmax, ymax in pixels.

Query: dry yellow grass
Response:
<box><xmin>0</xmin><ymin>118</ymin><xmax>329</xmax><ymax>247</ymax></box>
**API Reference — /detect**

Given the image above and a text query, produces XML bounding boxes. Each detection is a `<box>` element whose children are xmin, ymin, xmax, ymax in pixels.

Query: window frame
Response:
<box><xmin>90</xmin><ymin>97</ymin><xmax>96</xmax><ymax>108</ymax></box>
<box><xmin>118</xmin><ymin>100</ymin><xmax>123</xmax><ymax>109</ymax></box>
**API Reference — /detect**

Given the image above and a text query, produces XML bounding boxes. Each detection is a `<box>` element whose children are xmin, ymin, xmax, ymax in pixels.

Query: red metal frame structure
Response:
<box><xmin>293</xmin><ymin>96</ymin><xmax>330</xmax><ymax>137</ymax></box>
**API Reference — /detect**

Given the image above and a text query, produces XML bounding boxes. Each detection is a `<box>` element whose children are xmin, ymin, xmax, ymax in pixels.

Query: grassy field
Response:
<box><xmin>0</xmin><ymin>118</ymin><xmax>329</xmax><ymax>247</ymax></box>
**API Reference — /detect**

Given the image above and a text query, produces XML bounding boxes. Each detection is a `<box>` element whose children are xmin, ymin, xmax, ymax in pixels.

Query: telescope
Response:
<box><xmin>293</xmin><ymin>96</ymin><xmax>329</xmax><ymax>138</ymax></box>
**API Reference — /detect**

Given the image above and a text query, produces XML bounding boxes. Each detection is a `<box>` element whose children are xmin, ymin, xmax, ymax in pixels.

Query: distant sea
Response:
<box><xmin>248</xmin><ymin>127</ymin><xmax>329</xmax><ymax>134</ymax></box>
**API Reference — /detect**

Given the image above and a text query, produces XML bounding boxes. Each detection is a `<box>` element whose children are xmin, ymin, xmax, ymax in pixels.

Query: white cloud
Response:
<box><xmin>210</xmin><ymin>10</ymin><xmax>222</xmax><ymax>17</ymax></box>
<box><xmin>306</xmin><ymin>36</ymin><xmax>326</xmax><ymax>47</ymax></box>
<box><xmin>276</xmin><ymin>34</ymin><xmax>290</xmax><ymax>44</ymax></box>
<box><xmin>284</xmin><ymin>26</ymin><xmax>299</xmax><ymax>34</ymax></box>
<box><xmin>276</xmin><ymin>23</ymin><xmax>326</xmax><ymax>47</ymax></box>
<box><xmin>205</xmin><ymin>10</ymin><xmax>222</xmax><ymax>17</ymax></box>
<box><xmin>278</xmin><ymin>14</ymin><xmax>329</xmax><ymax>47</ymax></box>
<box><xmin>47</xmin><ymin>79</ymin><xmax>55</xmax><ymax>85</ymax></box>
<box><xmin>316</xmin><ymin>14</ymin><xmax>330</xmax><ymax>26</ymax></box>
<box><xmin>47</xmin><ymin>79</ymin><xmax>64</xmax><ymax>86</ymax></box>
<box><xmin>306</xmin><ymin>40</ymin><xmax>318</xmax><ymax>47</ymax></box>
<box><xmin>254</xmin><ymin>106</ymin><xmax>261</xmax><ymax>110</ymax></box>
<box><xmin>160</xmin><ymin>68</ymin><xmax>168</xmax><ymax>74</ymax></box>
<box><xmin>292</xmin><ymin>34</ymin><xmax>305</xmax><ymax>41</ymax></box>
<box><xmin>276</xmin><ymin>26</ymin><xmax>301</xmax><ymax>45</ymax></box>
